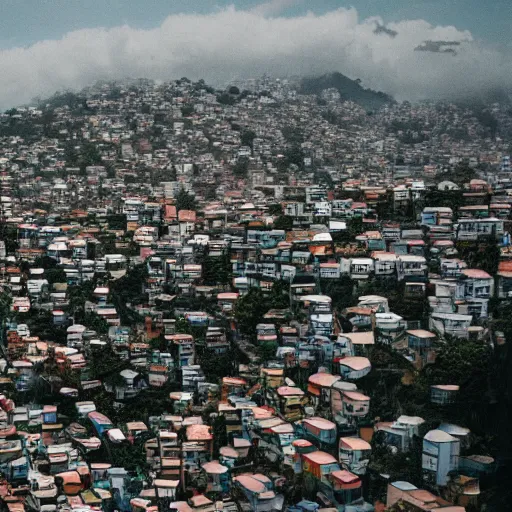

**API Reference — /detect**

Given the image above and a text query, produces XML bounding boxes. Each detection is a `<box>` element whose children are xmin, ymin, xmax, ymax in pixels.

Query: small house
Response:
<box><xmin>430</xmin><ymin>385</ymin><xmax>459</xmax><ymax>405</ymax></box>
<box><xmin>422</xmin><ymin>429</ymin><xmax>460</xmax><ymax>486</ymax></box>
<box><xmin>338</xmin><ymin>437</ymin><xmax>372</xmax><ymax>475</ymax></box>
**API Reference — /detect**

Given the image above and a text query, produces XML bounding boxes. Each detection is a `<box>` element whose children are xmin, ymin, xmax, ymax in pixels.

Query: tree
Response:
<box><xmin>110</xmin><ymin>264</ymin><xmax>148</xmax><ymax>324</ymax></box>
<box><xmin>233</xmin><ymin>157</ymin><xmax>249</xmax><ymax>177</ymax></box>
<box><xmin>348</xmin><ymin>216</ymin><xmax>364</xmax><ymax>238</ymax></box>
<box><xmin>108</xmin><ymin>435</ymin><xmax>151</xmax><ymax>473</ymax></box>
<box><xmin>175</xmin><ymin>188</ymin><xmax>196</xmax><ymax>212</ymax></box>
<box><xmin>0</xmin><ymin>292</ymin><xmax>12</xmax><ymax>323</ymax></box>
<box><xmin>217</xmin><ymin>93</ymin><xmax>236</xmax><ymax>106</ymax></box>
<box><xmin>181</xmin><ymin>105</ymin><xmax>194</xmax><ymax>117</ymax></box>
<box><xmin>204</xmin><ymin>185</ymin><xmax>217</xmax><ymax>200</ymax></box>
<box><xmin>425</xmin><ymin>336</ymin><xmax>492</xmax><ymax>389</ymax></box>
<box><xmin>241</xmin><ymin>130</ymin><xmax>256</xmax><ymax>149</ymax></box>
<box><xmin>258</xmin><ymin>341</ymin><xmax>278</xmax><ymax>363</ymax></box>
<box><xmin>268</xmin><ymin>203</ymin><xmax>283</xmax><ymax>216</ymax></box>
<box><xmin>68</xmin><ymin>281</ymin><xmax>95</xmax><ymax>315</ymax></box>
<box><xmin>475</xmin><ymin>108</ymin><xmax>498</xmax><ymax>139</ymax></box>
<box><xmin>105</xmin><ymin>162</ymin><xmax>116</xmax><ymax>178</ymax></box>
<box><xmin>89</xmin><ymin>344</ymin><xmax>129</xmax><ymax>380</ymax></box>
<box><xmin>235</xmin><ymin>288</ymin><xmax>269</xmax><ymax>339</ymax></box>
<box><xmin>434</xmin><ymin>164</ymin><xmax>478</xmax><ymax>187</ymax></box>
<box><xmin>198</xmin><ymin>348</ymin><xmax>235</xmax><ymax>382</ymax></box>
<box><xmin>284</xmin><ymin>144</ymin><xmax>305</xmax><ymax>169</ymax></box>
<box><xmin>273</xmin><ymin>215</ymin><xmax>293</xmax><ymax>230</ymax></box>
<box><xmin>82</xmin><ymin>312</ymin><xmax>109</xmax><ymax>335</ymax></box>
<box><xmin>79</xmin><ymin>141</ymin><xmax>102</xmax><ymax>170</ymax></box>
<box><xmin>45</xmin><ymin>267</ymin><xmax>66</xmax><ymax>285</ymax></box>
<box><xmin>202</xmin><ymin>254</ymin><xmax>231</xmax><ymax>286</ymax></box>
<box><xmin>456</xmin><ymin>242</ymin><xmax>500</xmax><ymax>275</ymax></box>
<box><xmin>322</xmin><ymin>276</ymin><xmax>354</xmax><ymax>311</ymax></box>
<box><xmin>314</xmin><ymin>170</ymin><xmax>334</xmax><ymax>188</ymax></box>
<box><xmin>269</xmin><ymin>280</ymin><xmax>290</xmax><ymax>309</ymax></box>
<box><xmin>41</xmin><ymin>108</ymin><xmax>56</xmax><ymax>137</ymax></box>
<box><xmin>211</xmin><ymin>415</ymin><xmax>228</xmax><ymax>458</ymax></box>
<box><xmin>64</xmin><ymin>142</ymin><xmax>79</xmax><ymax>167</ymax></box>
<box><xmin>281</xmin><ymin>126</ymin><xmax>304</xmax><ymax>145</ymax></box>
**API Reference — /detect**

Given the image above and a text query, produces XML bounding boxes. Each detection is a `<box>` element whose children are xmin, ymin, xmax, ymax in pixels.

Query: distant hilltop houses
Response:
<box><xmin>0</xmin><ymin>76</ymin><xmax>510</xmax><ymax>512</ymax></box>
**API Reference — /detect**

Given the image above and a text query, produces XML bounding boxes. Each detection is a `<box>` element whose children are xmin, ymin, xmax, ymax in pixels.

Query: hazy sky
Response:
<box><xmin>0</xmin><ymin>0</ymin><xmax>510</xmax><ymax>108</ymax></box>
<box><xmin>1</xmin><ymin>0</ymin><xmax>510</xmax><ymax>48</ymax></box>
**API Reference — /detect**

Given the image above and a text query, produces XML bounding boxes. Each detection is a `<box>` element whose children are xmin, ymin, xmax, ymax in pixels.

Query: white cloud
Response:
<box><xmin>250</xmin><ymin>0</ymin><xmax>303</xmax><ymax>16</ymax></box>
<box><xmin>0</xmin><ymin>5</ymin><xmax>509</xmax><ymax>108</ymax></box>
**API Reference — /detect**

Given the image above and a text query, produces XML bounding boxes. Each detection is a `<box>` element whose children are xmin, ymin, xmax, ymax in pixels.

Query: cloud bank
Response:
<box><xmin>0</xmin><ymin>5</ymin><xmax>510</xmax><ymax>108</ymax></box>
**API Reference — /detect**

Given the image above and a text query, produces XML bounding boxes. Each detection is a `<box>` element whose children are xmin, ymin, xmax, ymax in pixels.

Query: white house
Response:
<box><xmin>422</xmin><ymin>429</ymin><xmax>460</xmax><ymax>486</ymax></box>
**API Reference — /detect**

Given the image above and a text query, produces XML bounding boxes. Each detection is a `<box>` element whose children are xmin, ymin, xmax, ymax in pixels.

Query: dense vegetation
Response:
<box><xmin>300</xmin><ymin>72</ymin><xmax>394</xmax><ymax>110</ymax></box>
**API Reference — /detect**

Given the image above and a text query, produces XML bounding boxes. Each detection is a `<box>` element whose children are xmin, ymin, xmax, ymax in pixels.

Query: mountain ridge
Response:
<box><xmin>299</xmin><ymin>72</ymin><xmax>395</xmax><ymax>110</ymax></box>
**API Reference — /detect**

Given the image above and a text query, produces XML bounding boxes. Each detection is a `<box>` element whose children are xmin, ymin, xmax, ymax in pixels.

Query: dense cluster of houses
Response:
<box><xmin>0</xmin><ymin>77</ymin><xmax>510</xmax><ymax>512</ymax></box>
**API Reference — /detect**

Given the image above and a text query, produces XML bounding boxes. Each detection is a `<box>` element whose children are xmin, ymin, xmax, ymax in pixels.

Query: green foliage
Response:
<box><xmin>474</xmin><ymin>107</ymin><xmax>499</xmax><ymax>139</ymax></box>
<box><xmin>173</xmin><ymin>316</ymin><xmax>208</xmax><ymax>341</ymax></box>
<box><xmin>45</xmin><ymin>267</ymin><xmax>66</xmax><ymax>285</ymax></box>
<box><xmin>281</xmin><ymin>126</ymin><xmax>304</xmax><ymax>145</ymax></box>
<box><xmin>175</xmin><ymin>187</ymin><xmax>196</xmax><ymax>212</ymax></box>
<box><xmin>269</xmin><ymin>280</ymin><xmax>290</xmax><ymax>309</ymax></box>
<box><xmin>314</xmin><ymin>170</ymin><xmax>333</xmax><ymax>188</ymax></box>
<box><xmin>233</xmin><ymin>157</ymin><xmax>249</xmax><ymax>177</ymax></box>
<box><xmin>106</xmin><ymin>214</ymin><xmax>127</xmax><ymax>230</ymax></box>
<box><xmin>234</xmin><ymin>288</ymin><xmax>269</xmax><ymax>339</ymax></box>
<box><xmin>211</xmin><ymin>415</ymin><xmax>228</xmax><ymax>458</ymax></box>
<box><xmin>370</xmin><ymin>436</ymin><xmax>423</xmax><ymax>488</ymax></box>
<box><xmin>81</xmin><ymin>312</ymin><xmax>110</xmax><ymax>335</ymax></box>
<box><xmin>33</xmin><ymin>255</ymin><xmax>61</xmax><ymax>271</ymax></box>
<box><xmin>434</xmin><ymin>164</ymin><xmax>478</xmax><ymax>187</ymax></box>
<box><xmin>79</xmin><ymin>141</ymin><xmax>102</xmax><ymax>170</ymax></box>
<box><xmin>1</xmin><ymin>225</ymin><xmax>19</xmax><ymax>254</ymax></box>
<box><xmin>423</xmin><ymin>189</ymin><xmax>464</xmax><ymax>211</ymax></box>
<box><xmin>456</xmin><ymin>242</ymin><xmax>500</xmax><ymax>275</ymax></box>
<box><xmin>273</xmin><ymin>215</ymin><xmax>293</xmax><ymax>230</ymax></box>
<box><xmin>347</xmin><ymin>216</ymin><xmax>364</xmax><ymax>237</ymax></box>
<box><xmin>0</xmin><ymin>111</ymin><xmax>38</xmax><ymax>139</ymax></box>
<box><xmin>43</xmin><ymin>91</ymin><xmax>86</xmax><ymax>110</ymax></box>
<box><xmin>89</xmin><ymin>344</ymin><xmax>129</xmax><ymax>380</ymax></box>
<box><xmin>204</xmin><ymin>185</ymin><xmax>217</xmax><ymax>200</ymax></box>
<box><xmin>321</xmin><ymin>276</ymin><xmax>354</xmax><ymax>311</ymax></box>
<box><xmin>180</xmin><ymin>105</ymin><xmax>195</xmax><ymax>117</ymax></box>
<box><xmin>0</xmin><ymin>292</ymin><xmax>12</xmax><ymax>321</ymax></box>
<box><xmin>68</xmin><ymin>281</ymin><xmax>95</xmax><ymax>314</ymax></box>
<box><xmin>258</xmin><ymin>341</ymin><xmax>278</xmax><ymax>363</ymax></box>
<box><xmin>363</xmin><ymin>337</ymin><xmax>495</xmax><ymax>460</ymax></box>
<box><xmin>202</xmin><ymin>254</ymin><xmax>231</xmax><ymax>286</ymax></box>
<box><xmin>300</xmin><ymin>72</ymin><xmax>394</xmax><ymax>110</ymax></box>
<box><xmin>217</xmin><ymin>93</ymin><xmax>236</xmax><ymax>106</ymax></box>
<box><xmin>241</xmin><ymin>130</ymin><xmax>256</xmax><ymax>149</ymax></box>
<box><xmin>197</xmin><ymin>348</ymin><xmax>236</xmax><ymax>382</ymax></box>
<box><xmin>267</xmin><ymin>203</ymin><xmax>283</xmax><ymax>216</ymax></box>
<box><xmin>64</xmin><ymin>142</ymin><xmax>80</xmax><ymax>167</ymax></box>
<box><xmin>425</xmin><ymin>335</ymin><xmax>492</xmax><ymax>388</ymax></box>
<box><xmin>41</xmin><ymin>109</ymin><xmax>57</xmax><ymax>137</ymax></box>
<box><xmin>25</xmin><ymin>310</ymin><xmax>67</xmax><ymax>344</ymax></box>
<box><xmin>284</xmin><ymin>144</ymin><xmax>305</xmax><ymax>169</ymax></box>
<box><xmin>111</xmin><ymin>264</ymin><xmax>148</xmax><ymax>323</ymax></box>
<box><xmin>106</xmin><ymin>87</ymin><xmax>122</xmax><ymax>100</ymax></box>
<box><xmin>105</xmin><ymin>161</ymin><xmax>116</xmax><ymax>178</ymax></box>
